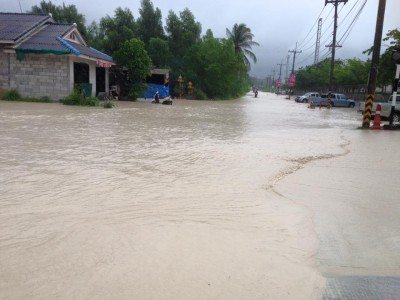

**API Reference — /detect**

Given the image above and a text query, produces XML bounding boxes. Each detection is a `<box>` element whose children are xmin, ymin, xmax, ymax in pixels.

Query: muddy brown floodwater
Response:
<box><xmin>1</xmin><ymin>93</ymin><xmax>397</xmax><ymax>299</ymax></box>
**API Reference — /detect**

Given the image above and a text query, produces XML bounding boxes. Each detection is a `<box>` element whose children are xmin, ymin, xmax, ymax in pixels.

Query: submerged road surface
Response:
<box><xmin>0</xmin><ymin>93</ymin><xmax>399</xmax><ymax>299</ymax></box>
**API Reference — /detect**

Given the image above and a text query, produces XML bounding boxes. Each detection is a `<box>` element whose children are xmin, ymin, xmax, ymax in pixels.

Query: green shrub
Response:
<box><xmin>62</xmin><ymin>90</ymin><xmax>99</xmax><ymax>106</ymax></box>
<box><xmin>129</xmin><ymin>82</ymin><xmax>147</xmax><ymax>101</ymax></box>
<box><xmin>61</xmin><ymin>90</ymin><xmax>81</xmax><ymax>105</ymax></box>
<box><xmin>82</xmin><ymin>96</ymin><xmax>100</xmax><ymax>106</ymax></box>
<box><xmin>2</xmin><ymin>89</ymin><xmax>21</xmax><ymax>101</ymax></box>
<box><xmin>193</xmin><ymin>88</ymin><xmax>208</xmax><ymax>100</ymax></box>
<box><xmin>102</xmin><ymin>101</ymin><xmax>115</xmax><ymax>108</ymax></box>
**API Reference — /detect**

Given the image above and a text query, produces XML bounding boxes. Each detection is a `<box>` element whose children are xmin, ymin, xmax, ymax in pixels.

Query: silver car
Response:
<box><xmin>295</xmin><ymin>92</ymin><xmax>320</xmax><ymax>103</ymax></box>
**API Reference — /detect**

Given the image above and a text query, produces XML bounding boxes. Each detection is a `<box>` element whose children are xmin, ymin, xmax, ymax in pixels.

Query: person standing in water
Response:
<box><xmin>153</xmin><ymin>91</ymin><xmax>160</xmax><ymax>103</ymax></box>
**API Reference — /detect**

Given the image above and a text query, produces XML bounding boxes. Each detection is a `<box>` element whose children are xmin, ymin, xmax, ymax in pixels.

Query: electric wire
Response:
<box><xmin>338</xmin><ymin>0</ymin><xmax>368</xmax><ymax>45</ymax></box>
<box><xmin>288</xmin><ymin>0</ymin><xmax>354</xmax><ymax>70</ymax></box>
<box><xmin>298</xmin><ymin>6</ymin><xmax>334</xmax><ymax>51</ymax></box>
<box><xmin>338</xmin><ymin>0</ymin><xmax>361</xmax><ymax>26</ymax></box>
<box><xmin>297</xmin><ymin>5</ymin><xmax>327</xmax><ymax>48</ymax></box>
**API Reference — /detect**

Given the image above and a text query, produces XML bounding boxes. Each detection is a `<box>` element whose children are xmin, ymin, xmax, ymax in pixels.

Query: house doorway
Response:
<box><xmin>96</xmin><ymin>67</ymin><xmax>105</xmax><ymax>96</ymax></box>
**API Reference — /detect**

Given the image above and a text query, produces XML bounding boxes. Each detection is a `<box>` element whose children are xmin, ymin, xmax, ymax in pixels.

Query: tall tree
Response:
<box><xmin>165</xmin><ymin>8</ymin><xmax>202</xmax><ymax>70</ymax></box>
<box><xmin>335</xmin><ymin>58</ymin><xmax>369</xmax><ymax>86</ymax></box>
<box><xmin>203</xmin><ymin>29</ymin><xmax>214</xmax><ymax>40</ymax></box>
<box><xmin>86</xmin><ymin>21</ymin><xmax>101</xmax><ymax>48</ymax></box>
<box><xmin>30</xmin><ymin>1</ymin><xmax>87</xmax><ymax>37</ymax></box>
<box><xmin>183</xmin><ymin>38</ymin><xmax>248</xmax><ymax>99</ymax></box>
<box><xmin>226</xmin><ymin>23</ymin><xmax>259</xmax><ymax>68</ymax></box>
<box><xmin>137</xmin><ymin>0</ymin><xmax>164</xmax><ymax>47</ymax></box>
<box><xmin>148</xmin><ymin>38</ymin><xmax>171</xmax><ymax>68</ymax></box>
<box><xmin>114</xmin><ymin>39</ymin><xmax>152</xmax><ymax>99</ymax></box>
<box><xmin>98</xmin><ymin>7</ymin><xmax>137</xmax><ymax>56</ymax></box>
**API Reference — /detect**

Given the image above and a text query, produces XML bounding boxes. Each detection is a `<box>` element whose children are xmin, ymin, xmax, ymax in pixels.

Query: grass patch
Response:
<box><xmin>23</xmin><ymin>96</ymin><xmax>52</xmax><ymax>103</ymax></box>
<box><xmin>2</xmin><ymin>89</ymin><xmax>21</xmax><ymax>101</ymax></box>
<box><xmin>1</xmin><ymin>89</ymin><xmax>52</xmax><ymax>102</ymax></box>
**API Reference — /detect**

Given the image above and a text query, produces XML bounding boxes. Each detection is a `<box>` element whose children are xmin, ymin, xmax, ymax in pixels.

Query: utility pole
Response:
<box><xmin>272</xmin><ymin>68</ymin><xmax>276</xmax><ymax>91</ymax></box>
<box><xmin>325</xmin><ymin>0</ymin><xmax>347</xmax><ymax>90</ymax></box>
<box><xmin>285</xmin><ymin>55</ymin><xmax>290</xmax><ymax>84</ymax></box>
<box><xmin>288</xmin><ymin>43</ymin><xmax>301</xmax><ymax>99</ymax></box>
<box><xmin>18</xmin><ymin>0</ymin><xmax>23</xmax><ymax>13</ymax></box>
<box><xmin>289</xmin><ymin>43</ymin><xmax>302</xmax><ymax>74</ymax></box>
<box><xmin>314</xmin><ymin>18</ymin><xmax>323</xmax><ymax>64</ymax></box>
<box><xmin>362</xmin><ymin>0</ymin><xmax>386</xmax><ymax>128</ymax></box>
<box><xmin>277</xmin><ymin>62</ymin><xmax>283</xmax><ymax>80</ymax></box>
<box><xmin>277</xmin><ymin>61</ymin><xmax>284</xmax><ymax>92</ymax></box>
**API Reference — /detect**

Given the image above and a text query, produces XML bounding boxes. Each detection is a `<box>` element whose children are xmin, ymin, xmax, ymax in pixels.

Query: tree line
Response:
<box><xmin>31</xmin><ymin>0</ymin><xmax>259</xmax><ymax>100</ymax></box>
<box><xmin>296</xmin><ymin>29</ymin><xmax>400</xmax><ymax>93</ymax></box>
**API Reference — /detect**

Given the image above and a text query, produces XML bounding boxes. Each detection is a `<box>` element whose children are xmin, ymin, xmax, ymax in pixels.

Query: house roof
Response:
<box><xmin>1</xmin><ymin>13</ymin><xmax>113</xmax><ymax>63</ymax></box>
<box><xmin>73</xmin><ymin>43</ymin><xmax>113</xmax><ymax>62</ymax></box>
<box><xmin>17</xmin><ymin>23</ymin><xmax>74</xmax><ymax>52</ymax></box>
<box><xmin>0</xmin><ymin>12</ymin><xmax>51</xmax><ymax>42</ymax></box>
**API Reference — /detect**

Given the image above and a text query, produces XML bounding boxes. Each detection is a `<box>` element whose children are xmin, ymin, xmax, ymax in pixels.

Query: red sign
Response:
<box><xmin>96</xmin><ymin>59</ymin><xmax>113</xmax><ymax>68</ymax></box>
<box><xmin>288</xmin><ymin>73</ymin><xmax>296</xmax><ymax>88</ymax></box>
<box><xmin>275</xmin><ymin>79</ymin><xmax>282</xmax><ymax>88</ymax></box>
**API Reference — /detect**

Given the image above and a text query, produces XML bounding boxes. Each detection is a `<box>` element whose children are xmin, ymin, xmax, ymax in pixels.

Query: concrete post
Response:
<box><xmin>89</xmin><ymin>63</ymin><xmax>96</xmax><ymax>97</ymax></box>
<box><xmin>69</xmin><ymin>56</ymin><xmax>74</xmax><ymax>92</ymax></box>
<box><xmin>105</xmin><ymin>68</ymin><xmax>109</xmax><ymax>93</ymax></box>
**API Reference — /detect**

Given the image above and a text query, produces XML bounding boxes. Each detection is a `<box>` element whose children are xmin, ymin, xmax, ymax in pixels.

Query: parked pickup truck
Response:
<box><xmin>359</xmin><ymin>95</ymin><xmax>400</xmax><ymax>123</ymax></box>
<box><xmin>320</xmin><ymin>93</ymin><xmax>356</xmax><ymax>107</ymax></box>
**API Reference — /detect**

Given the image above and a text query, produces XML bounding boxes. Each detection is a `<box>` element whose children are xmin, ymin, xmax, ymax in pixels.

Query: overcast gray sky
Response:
<box><xmin>2</xmin><ymin>0</ymin><xmax>399</xmax><ymax>77</ymax></box>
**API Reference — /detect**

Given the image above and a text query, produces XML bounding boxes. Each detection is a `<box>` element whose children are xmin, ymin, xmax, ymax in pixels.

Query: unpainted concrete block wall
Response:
<box><xmin>4</xmin><ymin>53</ymin><xmax>71</xmax><ymax>100</ymax></box>
<box><xmin>0</xmin><ymin>50</ymin><xmax>9</xmax><ymax>89</ymax></box>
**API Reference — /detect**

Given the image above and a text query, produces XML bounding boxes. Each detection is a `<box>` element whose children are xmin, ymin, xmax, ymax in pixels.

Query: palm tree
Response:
<box><xmin>226</xmin><ymin>23</ymin><xmax>259</xmax><ymax>68</ymax></box>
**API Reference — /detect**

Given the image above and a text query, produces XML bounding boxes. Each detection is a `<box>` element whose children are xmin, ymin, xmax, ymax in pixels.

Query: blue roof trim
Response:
<box><xmin>89</xmin><ymin>47</ymin><xmax>113</xmax><ymax>62</ymax></box>
<box><xmin>56</xmin><ymin>36</ymin><xmax>80</xmax><ymax>56</ymax></box>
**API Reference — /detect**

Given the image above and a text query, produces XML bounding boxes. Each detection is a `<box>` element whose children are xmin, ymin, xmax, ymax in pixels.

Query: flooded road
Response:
<box><xmin>0</xmin><ymin>93</ymin><xmax>398</xmax><ymax>299</ymax></box>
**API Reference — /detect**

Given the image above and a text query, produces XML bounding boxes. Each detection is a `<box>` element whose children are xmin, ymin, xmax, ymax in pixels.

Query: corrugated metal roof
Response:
<box><xmin>0</xmin><ymin>12</ymin><xmax>51</xmax><ymax>41</ymax></box>
<box><xmin>18</xmin><ymin>24</ymin><xmax>73</xmax><ymax>52</ymax></box>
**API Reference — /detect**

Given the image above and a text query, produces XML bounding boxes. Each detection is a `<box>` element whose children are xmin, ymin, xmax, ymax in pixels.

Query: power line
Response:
<box><xmin>289</xmin><ymin>43</ymin><xmax>302</xmax><ymax>74</ymax></box>
<box><xmin>298</xmin><ymin>6</ymin><xmax>334</xmax><ymax>51</ymax></box>
<box><xmin>319</xmin><ymin>4</ymin><xmax>345</xmax><ymax>41</ymax></box>
<box><xmin>288</xmin><ymin>1</ymin><xmax>352</xmax><ymax>70</ymax></box>
<box><xmin>338</xmin><ymin>0</ymin><xmax>368</xmax><ymax>45</ymax></box>
<box><xmin>325</xmin><ymin>0</ymin><xmax>348</xmax><ymax>90</ymax></box>
<box><xmin>297</xmin><ymin>6</ymin><xmax>327</xmax><ymax>48</ymax></box>
<box><xmin>338</xmin><ymin>0</ymin><xmax>362</xmax><ymax>26</ymax></box>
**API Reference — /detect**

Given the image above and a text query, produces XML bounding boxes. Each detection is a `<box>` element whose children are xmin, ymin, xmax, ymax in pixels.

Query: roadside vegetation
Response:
<box><xmin>296</xmin><ymin>29</ymin><xmax>400</xmax><ymax>92</ymax></box>
<box><xmin>61</xmin><ymin>90</ymin><xmax>99</xmax><ymax>106</ymax></box>
<box><xmin>1</xmin><ymin>89</ymin><xmax>51</xmax><ymax>102</ymax></box>
<box><xmin>102</xmin><ymin>101</ymin><xmax>115</xmax><ymax>108</ymax></box>
<box><xmin>30</xmin><ymin>0</ymin><xmax>258</xmax><ymax>100</ymax></box>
